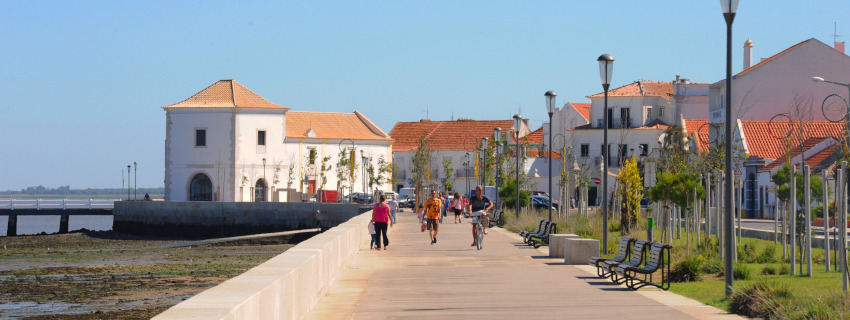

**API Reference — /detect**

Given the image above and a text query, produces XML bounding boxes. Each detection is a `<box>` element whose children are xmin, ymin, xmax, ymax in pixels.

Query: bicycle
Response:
<box><xmin>470</xmin><ymin>210</ymin><xmax>488</xmax><ymax>250</ymax></box>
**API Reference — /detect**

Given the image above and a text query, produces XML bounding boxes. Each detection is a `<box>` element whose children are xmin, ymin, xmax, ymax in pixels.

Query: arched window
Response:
<box><xmin>255</xmin><ymin>179</ymin><xmax>267</xmax><ymax>202</ymax></box>
<box><xmin>190</xmin><ymin>173</ymin><xmax>213</xmax><ymax>201</ymax></box>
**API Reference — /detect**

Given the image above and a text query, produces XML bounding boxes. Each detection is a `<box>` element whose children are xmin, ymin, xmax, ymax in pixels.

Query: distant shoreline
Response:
<box><xmin>0</xmin><ymin>194</ymin><xmax>164</xmax><ymax>199</ymax></box>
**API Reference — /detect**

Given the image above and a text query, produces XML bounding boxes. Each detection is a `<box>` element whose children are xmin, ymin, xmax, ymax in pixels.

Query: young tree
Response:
<box><xmin>320</xmin><ymin>156</ymin><xmax>332</xmax><ymax>190</ymax></box>
<box><xmin>442</xmin><ymin>156</ymin><xmax>454</xmax><ymax>192</ymax></box>
<box><xmin>411</xmin><ymin>133</ymin><xmax>431</xmax><ymax>209</ymax></box>
<box><xmin>617</xmin><ymin>156</ymin><xmax>643</xmax><ymax>232</ymax></box>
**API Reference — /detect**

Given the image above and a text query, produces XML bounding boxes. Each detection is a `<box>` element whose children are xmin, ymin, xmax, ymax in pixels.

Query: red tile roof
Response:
<box><xmin>759</xmin><ymin>137</ymin><xmax>838</xmax><ymax>171</ymax></box>
<box><xmin>683</xmin><ymin>119</ymin><xmax>709</xmax><ymax>152</ymax></box>
<box><xmin>588</xmin><ymin>81</ymin><xmax>674</xmax><ymax>101</ymax></box>
<box><xmin>389</xmin><ymin>119</ymin><xmax>517</xmax><ymax>152</ymax></box>
<box><xmin>526</xmin><ymin>127</ymin><xmax>543</xmax><ymax>144</ymax></box>
<box><xmin>163</xmin><ymin>80</ymin><xmax>288</xmax><ymax>110</ymax></box>
<box><xmin>528</xmin><ymin>149</ymin><xmax>562</xmax><ymax>159</ymax></box>
<box><xmin>570</xmin><ymin>102</ymin><xmax>591</xmax><ymax>121</ymax></box>
<box><xmin>736</xmin><ymin>39</ymin><xmax>810</xmax><ymax>77</ymax></box>
<box><xmin>286</xmin><ymin>111</ymin><xmax>391</xmax><ymax>140</ymax></box>
<box><xmin>740</xmin><ymin>120</ymin><xmax>845</xmax><ymax>159</ymax></box>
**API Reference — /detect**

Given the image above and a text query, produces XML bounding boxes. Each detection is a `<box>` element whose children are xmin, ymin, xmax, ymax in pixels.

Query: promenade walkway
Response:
<box><xmin>305</xmin><ymin>211</ymin><xmax>742</xmax><ymax>319</ymax></box>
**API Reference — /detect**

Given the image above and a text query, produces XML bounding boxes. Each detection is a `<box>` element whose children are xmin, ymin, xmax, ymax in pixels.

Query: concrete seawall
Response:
<box><xmin>152</xmin><ymin>210</ymin><xmax>371</xmax><ymax>320</ymax></box>
<box><xmin>114</xmin><ymin>201</ymin><xmax>361</xmax><ymax>237</ymax></box>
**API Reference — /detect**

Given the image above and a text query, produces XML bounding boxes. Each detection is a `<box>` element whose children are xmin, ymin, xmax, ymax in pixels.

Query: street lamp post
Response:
<box><xmin>598</xmin><ymin>53</ymin><xmax>614</xmax><ymax>255</ymax></box>
<box><xmin>514</xmin><ymin>114</ymin><xmax>523</xmax><ymax>218</ymax></box>
<box><xmin>545</xmin><ymin>90</ymin><xmax>557</xmax><ymax>222</ymax></box>
<box><xmin>133</xmin><ymin>162</ymin><xmax>137</xmax><ymax>200</ymax></box>
<box><xmin>494</xmin><ymin>127</ymin><xmax>502</xmax><ymax>201</ymax></box>
<box><xmin>360</xmin><ymin>150</ymin><xmax>365</xmax><ymax>193</ymax></box>
<box><xmin>262</xmin><ymin>158</ymin><xmax>267</xmax><ymax>202</ymax></box>
<box><xmin>720</xmin><ymin>0</ymin><xmax>739</xmax><ymax>297</ymax></box>
<box><xmin>481</xmin><ymin>137</ymin><xmax>489</xmax><ymax>187</ymax></box>
<box><xmin>127</xmin><ymin>165</ymin><xmax>131</xmax><ymax>201</ymax></box>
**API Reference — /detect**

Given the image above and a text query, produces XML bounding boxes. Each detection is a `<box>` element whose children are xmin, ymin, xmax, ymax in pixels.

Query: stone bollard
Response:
<box><xmin>564</xmin><ymin>238</ymin><xmax>600</xmax><ymax>264</ymax></box>
<box><xmin>59</xmin><ymin>214</ymin><xmax>70</xmax><ymax>234</ymax></box>
<box><xmin>549</xmin><ymin>234</ymin><xmax>580</xmax><ymax>258</ymax></box>
<box><xmin>6</xmin><ymin>214</ymin><xmax>17</xmax><ymax>236</ymax></box>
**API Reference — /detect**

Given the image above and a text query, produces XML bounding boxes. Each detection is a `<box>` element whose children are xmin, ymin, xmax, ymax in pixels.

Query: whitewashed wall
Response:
<box><xmin>165</xmin><ymin>109</ymin><xmax>235</xmax><ymax>201</ymax></box>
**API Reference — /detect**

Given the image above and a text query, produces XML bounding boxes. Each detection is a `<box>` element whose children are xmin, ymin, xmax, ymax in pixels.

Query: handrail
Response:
<box><xmin>0</xmin><ymin>198</ymin><xmax>120</xmax><ymax>210</ymax></box>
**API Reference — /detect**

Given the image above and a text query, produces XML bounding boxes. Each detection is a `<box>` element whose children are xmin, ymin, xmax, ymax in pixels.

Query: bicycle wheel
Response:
<box><xmin>477</xmin><ymin>224</ymin><xmax>483</xmax><ymax>250</ymax></box>
<box><xmin>822</xmin><ymin>94</ymin><xmax>849</xmax><ymax>123</ymax></box>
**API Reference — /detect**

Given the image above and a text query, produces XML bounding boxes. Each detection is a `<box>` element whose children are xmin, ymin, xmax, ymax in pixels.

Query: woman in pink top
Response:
<box><xmin>372</xmin><ymin>194</ymin><xmax>393</xmax><ymax>250</ymax></box>
<box><xmin>451</xmin><ymin>192</ymin><xmax>464</xmax><ymax>223</ymax></box>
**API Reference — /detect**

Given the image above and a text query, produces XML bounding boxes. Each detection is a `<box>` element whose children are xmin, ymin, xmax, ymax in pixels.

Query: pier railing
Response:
<box><xmin>0</xmin><ymin>198</ymin><xmax>119</xmax><ymax>210</ymax></box>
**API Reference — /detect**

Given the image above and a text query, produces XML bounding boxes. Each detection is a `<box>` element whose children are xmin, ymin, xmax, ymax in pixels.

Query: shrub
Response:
<box><xmin>738</xmin><ymin>243</ymin><xmax>757</xmax><ymax>263</ymax></box>
<box><xmin>778</xmin><ymin>264</ymin><xmax>790</xmax><ymax>275</ymax></box>
<box><xmin>761</xmin><ymin>265</ymin><xmax>776</xmax><ymax>275</ymax></box>
<box><xmin>729</xmin><ymin>280</ymin><xmax>791</xmax><ymax>319</ymax></box>
<box><xmin>701</xmin><ymin>257</ymin><xmax>723</xmax><ymax>275</ymax></box>
<box><xmin>756</xmin><ymin>244</ymin><xmax>777</xmax><ymax>263</ymax></box>
<box><xmin>670</xmin><ymin>256</ymin><xmax>702</xmax><ymax>282</ymax></box>
<box><xmin>733</xmin><ymin>264</ymin><xmax>752</xmax><ymax>280</ymax></box>
<box><xmin>608</xmin><ymin>220</ymin><xmax>621</xmax><ymax>232</ymax></box>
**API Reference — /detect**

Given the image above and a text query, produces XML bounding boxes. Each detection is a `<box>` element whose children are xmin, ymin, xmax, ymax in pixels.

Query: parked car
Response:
<box><xmin>531</xmin><ymin>195</ymin><xmax>558</xmax><ymax>210</ymax></box>
<box><xmin>342</xmin><ymin>192</ymin><xmax>372</xmax><ymax>204</ymax></box>
<box><xmin>640</xmin><ymin>197</ymin><xmax>648</xmax><ymax>208</ymax></box>
<box><xmin>531</xmin><ymin>196</ymin><xmax>557</xmax><ymax>210</ymax></box>
<box><xmin>398</xmin><ymin>194</ymin><xmax>416</xmax><ymax>208</ymax></box>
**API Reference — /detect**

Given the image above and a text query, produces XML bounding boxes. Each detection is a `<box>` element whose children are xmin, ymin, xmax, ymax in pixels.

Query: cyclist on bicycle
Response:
<box><xmin>468</xmin><ymin>185</ymin><xmax>493</xmax><ymax>247</ymax></box>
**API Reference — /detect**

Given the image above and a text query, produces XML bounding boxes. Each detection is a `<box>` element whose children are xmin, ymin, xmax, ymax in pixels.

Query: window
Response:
<box><xmin>257</xmin><ymin>130</ymin><xmax>266</xmax><ymax>146</ymax></box>
<box><xmin>646</xmin><ymin>107</ymin><xmax>652</xmax><ymax>119</ymax></box>
<box><xmin>659</xmin><ymin>107</ymin><xmax>664</xmax><ymax>117</ymax></box>
<box><xmin>580</xmin><ymin>144</ymin><xmax>589</xmax><ymax>158</ymax></box>
<box><xmin>620</xmin><ymin>108</ymin><xmax>630</xmax><ymax>128</ymax></box>
<box><xmin>195</xmin><ymin>129</ymin><xmax>206</xmax><ymax>147</ymax></box>
<box><xmin>640</xmin><ymin>144</ymin><xmax>649</xmax><ymax>156</ymax></box>
<box><xmin>308</xmin><ymin>148</ymin><xmax>317</xmax><ymax>164</ymax></box>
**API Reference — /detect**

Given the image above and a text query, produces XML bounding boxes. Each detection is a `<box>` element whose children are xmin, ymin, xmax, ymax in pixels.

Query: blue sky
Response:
<box><xmin>1</xmin><ymin>0</ymin><xmax>847</xmax><ymax>191</ymax></box>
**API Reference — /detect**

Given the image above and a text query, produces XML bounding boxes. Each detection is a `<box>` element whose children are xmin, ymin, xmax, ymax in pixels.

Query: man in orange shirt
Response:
<box><xmin>424</xmin><ymin>190</ymin><xmax>443</xmax><ymax>245</ymax></box>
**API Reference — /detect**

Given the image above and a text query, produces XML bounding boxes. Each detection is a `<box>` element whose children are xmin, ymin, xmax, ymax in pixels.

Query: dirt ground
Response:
<box><xmin>0</xmin><ymin>230</ymin><xmax>302</xmax><ymax>319</ymax></box>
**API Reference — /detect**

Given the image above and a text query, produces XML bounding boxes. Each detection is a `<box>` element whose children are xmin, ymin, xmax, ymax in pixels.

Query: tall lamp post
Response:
<box><xmin>127</xmin><ymin>165</ymin><xmax>131</xmax><ymax>201</ymax></box>
<box><xmin>262</xmin><ymin>158</ymin><xmax>267</xmax><ymax>202</ymax></box>
<box><xmin>598</xmin><ymin>53</ymin><xmax>614</xmax><ymax>254</ymax></box>
<box><xmin>514</xmin><ymin>114</ymin><xmax>523</xmax><ymax>218</ymax></box>
<box><xmin>465</xmin><ymin>152</ymin><xmax>471</xmax><ymax>197</ymax></box>
<box><xmin>545</xmin><ymin>90</ymin><xmax>557</xmax><ymax>222</ymax></box>
<box><xmin>360</xmin><ymin>150</ymin><xmax>365</xmax><ymax>193</ymax></box>
<box><xmin>481</xmin><ymin>137</ymin><xmax>489</xmax><ymax>187</ymax></box>
<box><xmin>133</xmin><ymin>162</ymin><xmax>138</xmax><ymax>200</ymax></box>
<box><xmin>494</xmin><ymin>127</ymin><xmax>502</xmax><ymax>195</ymax></box>
<box><xmin>720</xmin><ymin>0</ymin><xmax>739</xmax><ymax>297</ymax></box>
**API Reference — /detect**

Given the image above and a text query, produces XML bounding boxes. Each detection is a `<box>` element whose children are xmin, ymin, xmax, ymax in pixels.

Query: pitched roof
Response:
<box><xmin>683</xmin><ymin>119</ymin><xmax>709</xmax><ymax>152</ymax></box>
<box><xmin>759</xmin><ymin>137</ymin><xmax>840</xmax><ymax>172</ymax></box>
<box><xmin>389</xmin><ymin>119</ymin><xmax>517</xmax><ymax>152</ymax></box>
<box><xmin>163</xmin><ymin>80</ymin><xmax>288</xmax><ymax>110</ymax></box>
<box><xmin>588</xmin><ymin>81</ymin><xmax>674</xmax><ymax>101</ymax></box>
<box><xmin>570</xmin><ymin>102</ymin><xmax>591</xmax><ymax>121</ymax></box>
<box><xmin>740</xmin><ymin>120</ymin><xmax>845</xmax><ymax>159</ymax></box>
<box><xmin>528</xmin><ymin>149</ymin><xmax>562</xmax><ymax>159</ymax></box>
<box><xmin>526</xmin><ymin>126</ymin><xmax>543</xmax><ymax>144</ymax></box>
<box><xmin>736</xmin><ymin>39</ymin><xmax>810</xmax><ymax>77</ymax></box>
<box><xmin>286</xmin><ymin>111</ymin><xmax>391</xmax><ymax>141</ymax></box>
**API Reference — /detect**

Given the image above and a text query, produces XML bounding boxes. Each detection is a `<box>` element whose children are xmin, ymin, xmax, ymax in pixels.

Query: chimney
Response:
<box><xmin>743</xmin><ymin>39</ymin><xmax>753</xmax><ymax>70</ymax></box>
<box><xmin>836</xmin><ymin>41</ymin><xmax>846</xmax><ymax>54</ymax></box>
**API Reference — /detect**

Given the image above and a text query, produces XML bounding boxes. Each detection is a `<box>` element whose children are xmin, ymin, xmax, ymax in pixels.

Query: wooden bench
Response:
<box><xmin>588</xmin><ymin>237</ymin><xmax>634</xmax><ymax>278</ymax></box>
<box><xmin>488</xmin><ymin>203</ymin><xmax>503</xmax><ymax>227</ymax></box>
<box><xmin>622</xmin><ymin>242</ymin><xmax>672</xmax><ymax>290</ymax></box>
<box><xmin>520</xmin><ymin>219</ymin><xmax>547</xmax><ymax>243</ymax></box>
<box><xmin>608</xmin><ymin>240</ymin><xmax>649</xmax><ymax>284</ymax></box>
<box><xmin>528</xmin><ymin>222</ymin><xmax>557</xmax><ymax>248</ymax></box>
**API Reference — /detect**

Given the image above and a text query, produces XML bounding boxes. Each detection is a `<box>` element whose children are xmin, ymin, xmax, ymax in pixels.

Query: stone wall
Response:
<box><xmin>114</xmin><ymin>201</ymin><xmax>360</xmax><ymax>237</ymax></box>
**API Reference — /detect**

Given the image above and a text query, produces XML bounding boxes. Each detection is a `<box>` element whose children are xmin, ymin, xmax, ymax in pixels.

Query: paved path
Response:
<box><xmin>305</xmin><ymin>212</ymin><xmax>741</xmax><ymax>320</ymax></box>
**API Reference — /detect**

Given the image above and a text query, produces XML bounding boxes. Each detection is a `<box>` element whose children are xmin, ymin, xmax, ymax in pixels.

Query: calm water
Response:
<box><xmin>0</xmin><ymin>215</ymin><xmax>112</xmax><ymax>236</ymax></box>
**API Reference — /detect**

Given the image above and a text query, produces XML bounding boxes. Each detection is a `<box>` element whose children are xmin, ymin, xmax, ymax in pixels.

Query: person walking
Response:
<box><xmin>451</xmin><ymin>192</ymin><xmax>464</xmax><ymax>223</ymax></box>
<box><xmin>372</xmin><ymin>195</ymin><xmax>393</xmax><ymax>250</ymax></box>
<box><xmin>368</xmin><ymin>220</ymin><xmax>377</xmax><ymax>250</ymax></box>
<box><xmin>424</xmin><ymin>190</ymin><xmax>443</xmax><ymax>244</ymax></box>
<box><xmin>468</xmin><ymin>185</ymin><xmax>493</xmax><ymax>247</ymax></box>
<box><xmin>388</xmin><ymin>195</ymin><xmax>399</xmax><ymax>224</ymax></box>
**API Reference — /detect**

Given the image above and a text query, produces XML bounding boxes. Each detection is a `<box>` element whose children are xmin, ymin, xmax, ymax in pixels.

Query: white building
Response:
<box><xmin>162</xmin><ymin>80</ymin><xmax>392</xmax><ymax>202</ymax></box>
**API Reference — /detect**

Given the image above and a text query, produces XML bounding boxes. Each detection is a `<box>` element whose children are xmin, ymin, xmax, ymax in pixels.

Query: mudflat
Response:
<box><xmin>0</xmin><ymin>230</ymin><xmax>299</xmax><ymax>319</ymax></box>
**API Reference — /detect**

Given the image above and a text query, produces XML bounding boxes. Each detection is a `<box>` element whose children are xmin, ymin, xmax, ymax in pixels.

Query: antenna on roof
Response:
<box><xmin>834</xmin><ymin>22</ymin><xmax>842</xmax><ymax>43</ymax></box>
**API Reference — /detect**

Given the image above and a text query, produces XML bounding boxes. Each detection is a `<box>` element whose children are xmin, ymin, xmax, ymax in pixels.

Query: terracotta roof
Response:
<box><xmin>736</xmin><ymin>39</ymin><xmax>810</xmax><ymax>77</ymax></box>
<box><xmin>740</xmin><ymin>120</ymin><xmax>845</xmax><ymax>159</ymax></box>
<box><xmin>683</xmin><ymin>119</ymin><xmax>709</xmax><ymax>152</ymax></box>
<box><xmin>759</xmin><ymin>137</ymin><xmax>839</xmax><ymax>171</ymax></box>
<box><xmin>528</xmin><ymin>149</ymin><xmax>562</xmax><ymax>159</ymax></box>
<box><xmin>526</xmin><ymin>127</ymin><xmax>543</xmax><ymax>144</ymax></box>
<box><xmin>588</xmin><ymin>81</ymin><xmax>674</xmax><ymax>101</ymax></box>
<box><xmin>389</xmin><ymin>119</ymin><xmax>517</xmax><ymax>152</ymax></box>
<box><xmin>570</xmin><ymin>102</ymin><xmax>591</xmax><ymax>121</ymax></box>
<box><xmin>163</xmin><ymin>80</ymin><xmax>288</xmax><ymax>109</ymax></box>
<box><xmin>286</xmin><ymin>111</ymin><xmax>391</xmax><ymax>141</ymax></box>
